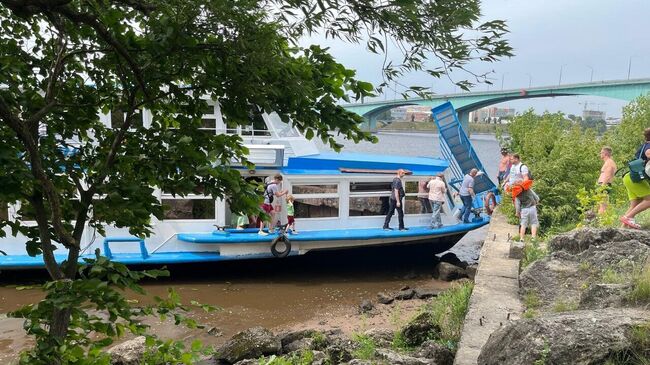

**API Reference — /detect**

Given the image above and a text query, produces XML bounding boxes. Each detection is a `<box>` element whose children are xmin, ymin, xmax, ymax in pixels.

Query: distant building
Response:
<box><xmin>582</xmin><ymin>109</ymin><xmax>605</xmax><ymax>121</ymax></box>
<box><xmin>390</xmin><ymin>106</ymin><xmax>432</xmax><ymax>122</ymax></box>
<box><xmin>469</xmin><ymin>106</ymin><xmax>515</xmax><ymax>123</ymax></box>
<box><xmin>605</xmin><ymin>117</ymin><xmax>621</xmax><ymax>128</ymax></box>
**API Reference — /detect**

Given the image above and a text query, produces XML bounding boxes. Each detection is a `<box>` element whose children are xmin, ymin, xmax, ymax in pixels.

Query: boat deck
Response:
<box><xmin>178</xmin><ymin>220</ymin><xmax>487</xmax><ymax>243</ymax></box>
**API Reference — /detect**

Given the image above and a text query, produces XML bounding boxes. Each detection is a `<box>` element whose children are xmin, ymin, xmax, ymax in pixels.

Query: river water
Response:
<box><xmin>0</xmin><ymin>132</ymin><xmax>501</xmax><ymax>358</ymax></box>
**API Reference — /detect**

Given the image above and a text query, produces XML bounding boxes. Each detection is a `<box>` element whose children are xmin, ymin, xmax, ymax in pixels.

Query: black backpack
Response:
<box><xmin>264</xmin><ymin>182</ymin><xmax>276</xmax><ymax>203</ymax></box>
<box><xmin>519</xmin><ymin>164</ymin><xmax>534</xmax><ymax>180</ymax></box>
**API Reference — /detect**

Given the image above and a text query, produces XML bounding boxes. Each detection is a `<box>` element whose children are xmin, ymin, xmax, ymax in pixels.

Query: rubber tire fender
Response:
<box><xmin>270</xmin><ymin>235</ymin><xmax>291</xmax><ymax>258</ymax></box>
<box><xmin>484</xmin><ymin>191</ymin><xmax>497</xmax><ymax>216</ymax></box>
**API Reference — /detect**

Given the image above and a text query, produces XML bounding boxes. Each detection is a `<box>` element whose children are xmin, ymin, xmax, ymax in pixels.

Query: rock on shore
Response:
<box><xmin>478</xmin><ymin>228</ymin><xmax>650</xmax><ymax>365</ymax></box>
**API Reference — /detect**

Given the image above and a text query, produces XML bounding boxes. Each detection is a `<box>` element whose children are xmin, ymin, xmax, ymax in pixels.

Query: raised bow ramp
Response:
<box><xmin>431</xmin><ymin>102</ymin><xmax>497</xmax><ymax>195</ymax></box>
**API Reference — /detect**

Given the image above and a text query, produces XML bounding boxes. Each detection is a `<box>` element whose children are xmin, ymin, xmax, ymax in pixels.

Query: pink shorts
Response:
<box><xmin>261</xmin><ymin>203</ymin><xmax>273</xmax><ymax>214</ymax></box>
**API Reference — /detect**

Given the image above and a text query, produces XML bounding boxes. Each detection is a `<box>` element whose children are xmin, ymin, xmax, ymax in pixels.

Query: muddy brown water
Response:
<box><xmin>0</xmin><ymin>239</ymin><xmax>481</xmax><ymax>361</ymax></box>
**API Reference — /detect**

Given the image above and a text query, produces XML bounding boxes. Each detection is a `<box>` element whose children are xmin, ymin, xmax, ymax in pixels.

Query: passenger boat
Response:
<box><xmin>0</xmin><ymin>102</ymin><xmax>496</xmax><ymax>270</ymax></box>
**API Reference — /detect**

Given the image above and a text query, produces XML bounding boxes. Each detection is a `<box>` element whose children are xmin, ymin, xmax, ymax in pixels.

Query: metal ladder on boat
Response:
<box><xmin>431</xmin><ymin>102</ymin><xmax>498</xmax><ymax>208</ymax></box>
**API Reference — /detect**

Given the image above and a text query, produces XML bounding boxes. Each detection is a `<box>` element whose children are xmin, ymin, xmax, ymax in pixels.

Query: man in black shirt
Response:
<box><xmin>383</xmin><ymin>169</ymin><xmax>408</xmax><ymax>231</ymax></box>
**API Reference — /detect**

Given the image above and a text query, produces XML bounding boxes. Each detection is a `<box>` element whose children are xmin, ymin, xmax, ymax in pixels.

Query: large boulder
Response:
<box><xmin>478</xmin><ymin>308</ymin><xmax>650</xmax><ymax>365</ymax></box>
<box><xmin>548</xmin><ymin>228</ymin><xmax>650</xmax><ymax>254</ymax></box>
<box><xmin>578</xmin><ymin>283</ymin><xmax>633</xmax><ymax>309</ymax></box>
<box><xmin>433</xmin><ymin>262</ymin><xmax>468</xmax><ymax>281</ymax></box>
<box><xmin>108</xmin><ymin>336</ymin><xmax>146</xmax><ymax>365</ymax></box>
<box><xmin>216</xmin><ymin>327</ymin><xmax>281</xmax><ymax>364</ymax></box>
<box><xmin>520</xmin><ymin>228</ymin><xmax>650</xmax><ymax>311</ymax></box>
<box><xmin>400</xmin><ymin>312</ymin><xmax>441</xmax><ymax>347</ymax></box>
<box><xmin>375</xmin><ymin>348</ymin><xmax>433</xmax><ymax>365</ymax></box>
<box><xmin>362</xmin><ymin>328</ymin><xmax>394</xmax><ymax>348</ymax></box>
<box><xmin>415</xmin><ymin>341</ymin><xmax>454</xmax><ymax>365</ymax></box>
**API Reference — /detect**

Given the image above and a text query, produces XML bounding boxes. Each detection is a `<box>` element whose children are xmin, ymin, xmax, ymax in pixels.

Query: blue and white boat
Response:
<box><xmin>0</xmin><ymin>102</ymin><xmax>497</xmax><ymax>270</ymax></box>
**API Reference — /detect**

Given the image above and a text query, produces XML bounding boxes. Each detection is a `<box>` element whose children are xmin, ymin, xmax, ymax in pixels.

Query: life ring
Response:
<box><xmin>484</xmin><ymin>192</ymin><xmax>497</xmax><ymax>216</ymax></box>
<box><xmin>271</xmin><ymin>235</ymin><xmax>291</xmax><ymax>258</ymax></box>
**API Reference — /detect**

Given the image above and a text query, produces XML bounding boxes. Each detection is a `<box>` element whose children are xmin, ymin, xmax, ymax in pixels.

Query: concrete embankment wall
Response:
<box><xmin>454</xmin><ymin>210</ymin><xmax>523</xmax><ymax>365</ymax></box>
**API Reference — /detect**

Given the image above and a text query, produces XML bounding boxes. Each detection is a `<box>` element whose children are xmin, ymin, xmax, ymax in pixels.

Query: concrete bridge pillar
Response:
<box><xmin>363</xmin><ymin>114</ymin><xmax>378</xmax><ymax>132</ymax></box>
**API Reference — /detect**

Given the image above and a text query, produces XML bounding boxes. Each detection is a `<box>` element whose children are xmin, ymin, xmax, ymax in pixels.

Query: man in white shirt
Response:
<box><xmin>507</xmin><ymin>153</ymin><xmax>529</xmax><ymax>188</ymax></box>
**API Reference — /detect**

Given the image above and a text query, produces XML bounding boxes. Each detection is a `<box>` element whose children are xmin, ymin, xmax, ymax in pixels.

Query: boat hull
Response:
<box><xmin>0</xmin><ymin>220</ymin><xmax>486</xmax><ymax>270</ymax></box>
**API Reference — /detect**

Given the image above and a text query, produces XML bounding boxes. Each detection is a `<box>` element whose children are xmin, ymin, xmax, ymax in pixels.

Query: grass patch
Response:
<box><xmin>351</xmin><ymin>334</ymin><xmax>377</xmax><ymax>360</ymax></box>
<box><xmin>522</xmin><ymin>309</ymin><xmax>538</xmax><ymax>319</ymax></box>
<box><xmin>578</xmin><ymin>261</ymin><xmax>593</xmax><ymax>274</ymax></box>
<box><xmin>630</xmin><ymin>263</ymin><xmax>650</xmax><ymax>303</ymax></box>
<box><xmin>522</xmin><ymin>290</ymin><xmax>541</xmax><ymax>318</ymax></box>
<box><xmin>551</xmin><ymin>299</ymin><xmax>578</xmax><ymax>313</ymax></box>
<box><xmin>523</xmin><ymin>290</ymin><xmax>541</xmax><ymax>309</ymax></box>
<box><xmin>601</xmin><ymin>267</ymin><xmax>626</xmax><ymax>284</ymax></box>
<box><xmin>261</xmin><ymin>350</ymin><xmax>315</xmax><ymax>365</ymax></box>
<box><xmin>521</xmin><ymin>240</ymin><xmax>548</xmax><ymax>268</ymax></box>
<box><xmin>391</xmin><ymin>331</ymin><xmax>410</xmax><ymax>352</ymax></box>
<box><xmin>423</xmin><ymin>281</ymin><xmax>474</xmax><ymax>346</ymax></box>
<box><xmin>310</xmin><ymin>331</ymin><xmax>328</xmax><ymax>351</ymax></box>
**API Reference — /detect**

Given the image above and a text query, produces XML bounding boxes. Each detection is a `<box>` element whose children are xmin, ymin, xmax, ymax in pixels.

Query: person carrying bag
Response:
<box><xmin>628</xmin><ymin>141</ymin><xmax>649</xmax><ymax>183</ymax></box>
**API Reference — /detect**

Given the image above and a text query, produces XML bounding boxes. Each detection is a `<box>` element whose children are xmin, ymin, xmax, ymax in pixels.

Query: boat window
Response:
<box><xmin>403</xmin><ymin>179</ymin><xmax>429</xmax><ymax>215</ymax></box>
<box><xmin>349</xmin><ymin>196</ymin><xmax>390</xmax><ymax>216</ymax></box>
<box><xmin>291</xmin><ymin>184</ymin><xmax>338</xmax><ymax>194</ymax></box>
<box><xmin>349</xmin><ymin>181</ymin><xmax>391</xmax><ymax>216</ymax></box>
<box><xmin>350</xmin><ymin>181</ymin><xmax>392</xmax><ymax>193</ymax></box>
<box><xmin>161</xmin><ymin>198</ymin><xmax>215</xmax><ymax>220</ymax></box>
<box><xmin>294</xmin><ymin>198</ymin><xmax>339</xmax><ymax>218</ymax></box>
<box><xmin>404</xmin><ymin>181</ymin><xmax>420</xmax><ymax>194</ymax></box>
<box><xmin>222</xmin><ymin>107</ymin><xmax>271</xmax><ymax>137</ymax></box>
<box><xmin>290</xmin><ymin>181</ymin><xmax>339</xmax><ymax>218</ymax></box>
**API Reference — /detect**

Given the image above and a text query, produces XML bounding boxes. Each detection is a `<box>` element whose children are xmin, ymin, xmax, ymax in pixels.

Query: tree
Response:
<box><xmin>0</xmin><ymin>0</ymin><xmax>511</xmax><ymax>362</ymax></box>
<box><xmin>606</xmin><ymin>94</ymin><xmax>650</xmax><ymax>162</ymax></box>
<box><xmin>505</xmin><ymin>110</ymin><xmax>602</xmax><ymax>229</ymax></box>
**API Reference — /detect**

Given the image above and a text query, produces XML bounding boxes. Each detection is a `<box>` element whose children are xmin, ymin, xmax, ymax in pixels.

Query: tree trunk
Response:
<box><xmin>49</xmin><ymin>307</ymin><xmax>71</xmax><ymax>339</ymax></box>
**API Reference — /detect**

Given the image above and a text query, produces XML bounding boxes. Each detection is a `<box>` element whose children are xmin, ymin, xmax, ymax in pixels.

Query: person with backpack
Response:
<box><xmin>620</xmin><ymin>128</ymin><xmax>650</xmax><ymax>229</ymax></box>
<box><xmin>507</xmin><ymin>153</ymin><xmax>531</xmax><ymax>188</ymax></box>
<box><xmin>259</xmin><ymin>174</ymin><xmax>288</xmax><ymax>235</ymax></box>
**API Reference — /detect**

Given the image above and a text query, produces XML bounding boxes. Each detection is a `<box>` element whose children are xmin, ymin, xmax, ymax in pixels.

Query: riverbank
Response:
<box><xmin>0</xmin><ymin>239</ymin><xmax>480</xmax><ymax>364</ymax></box>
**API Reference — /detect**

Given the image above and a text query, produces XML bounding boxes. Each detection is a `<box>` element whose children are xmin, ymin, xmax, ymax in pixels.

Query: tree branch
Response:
<box><xmin>0</xmin><ymin>95</ymin><xmax>77</xmax><ymax>250</ymax></box>
<box><xmin>57</xmin><ymin>5</ymin><xmax>150</xmax><ymax>99</ymax></box>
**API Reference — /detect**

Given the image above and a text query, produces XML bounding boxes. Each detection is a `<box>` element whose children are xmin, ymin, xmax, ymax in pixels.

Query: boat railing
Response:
<box><xmin>150</xmin><ymin>234</ymin><xmax>178</xmax><ymax>255</ymax></box>
<box><xmin>103</xmin><ymin>237</ymin><xmax>149</xmax><ymax>259</ymax></box>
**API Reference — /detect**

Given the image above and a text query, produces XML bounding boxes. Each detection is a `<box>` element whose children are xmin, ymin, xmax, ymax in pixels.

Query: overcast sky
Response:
<box><xmin>313</xmin><ymin>0</ymin><xmax>650</xmax><ymax>118</ymax></box>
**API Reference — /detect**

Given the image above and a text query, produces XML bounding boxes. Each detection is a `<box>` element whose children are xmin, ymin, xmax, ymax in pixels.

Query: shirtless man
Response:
<box><xmin>597</xmin><ymin>146</ymin><xmax>617</xmax><ymax>214</ymax></box>
<box><xmin>497</xmin><ymin>148</ymin><xmax>511</xmax><ymax>186</ymax></box>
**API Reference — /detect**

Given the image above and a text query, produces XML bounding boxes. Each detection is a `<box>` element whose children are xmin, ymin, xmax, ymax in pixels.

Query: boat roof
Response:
<box><xmin>283</xmin><ymin>152</ymin><xmax>448</xmax><ymax>176</ymax></box>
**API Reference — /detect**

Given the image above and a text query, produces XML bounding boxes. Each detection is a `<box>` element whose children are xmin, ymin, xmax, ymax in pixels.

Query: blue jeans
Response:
<box><xmin>430</xmin><ymin>200</ymin><xmax>443</xmax><ymax>228</ymax></box>
<box><xmin>460</xmin><ymin>195</ymin><xmax>473</xmax><ymax>223</ymax></box>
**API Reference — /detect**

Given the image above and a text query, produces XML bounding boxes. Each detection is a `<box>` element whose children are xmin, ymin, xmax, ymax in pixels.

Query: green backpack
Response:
<box><xmin>628</xmin><ymin>143</ymin><xmax>649</xmax><ymax>183</ymax></box>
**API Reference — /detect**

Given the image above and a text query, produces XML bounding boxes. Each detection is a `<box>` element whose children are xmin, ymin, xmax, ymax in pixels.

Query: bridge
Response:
<box><xmin>341</xmin><ymin>78</ymin><xmax>650</xmax><ymax>131</ymax></box>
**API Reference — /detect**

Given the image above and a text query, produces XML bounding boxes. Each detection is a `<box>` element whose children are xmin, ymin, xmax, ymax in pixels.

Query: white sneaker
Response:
<box><xmin>258</xmin><ymin>231</ymin><xmax>268</xmax><ymax>236</ymax></box>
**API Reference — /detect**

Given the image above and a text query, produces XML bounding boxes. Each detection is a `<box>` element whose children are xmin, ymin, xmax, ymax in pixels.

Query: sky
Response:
<box><xmin>310</xmin><ymin>0</ymin><xmax>650</xmax><ymax>118</ymax></box>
